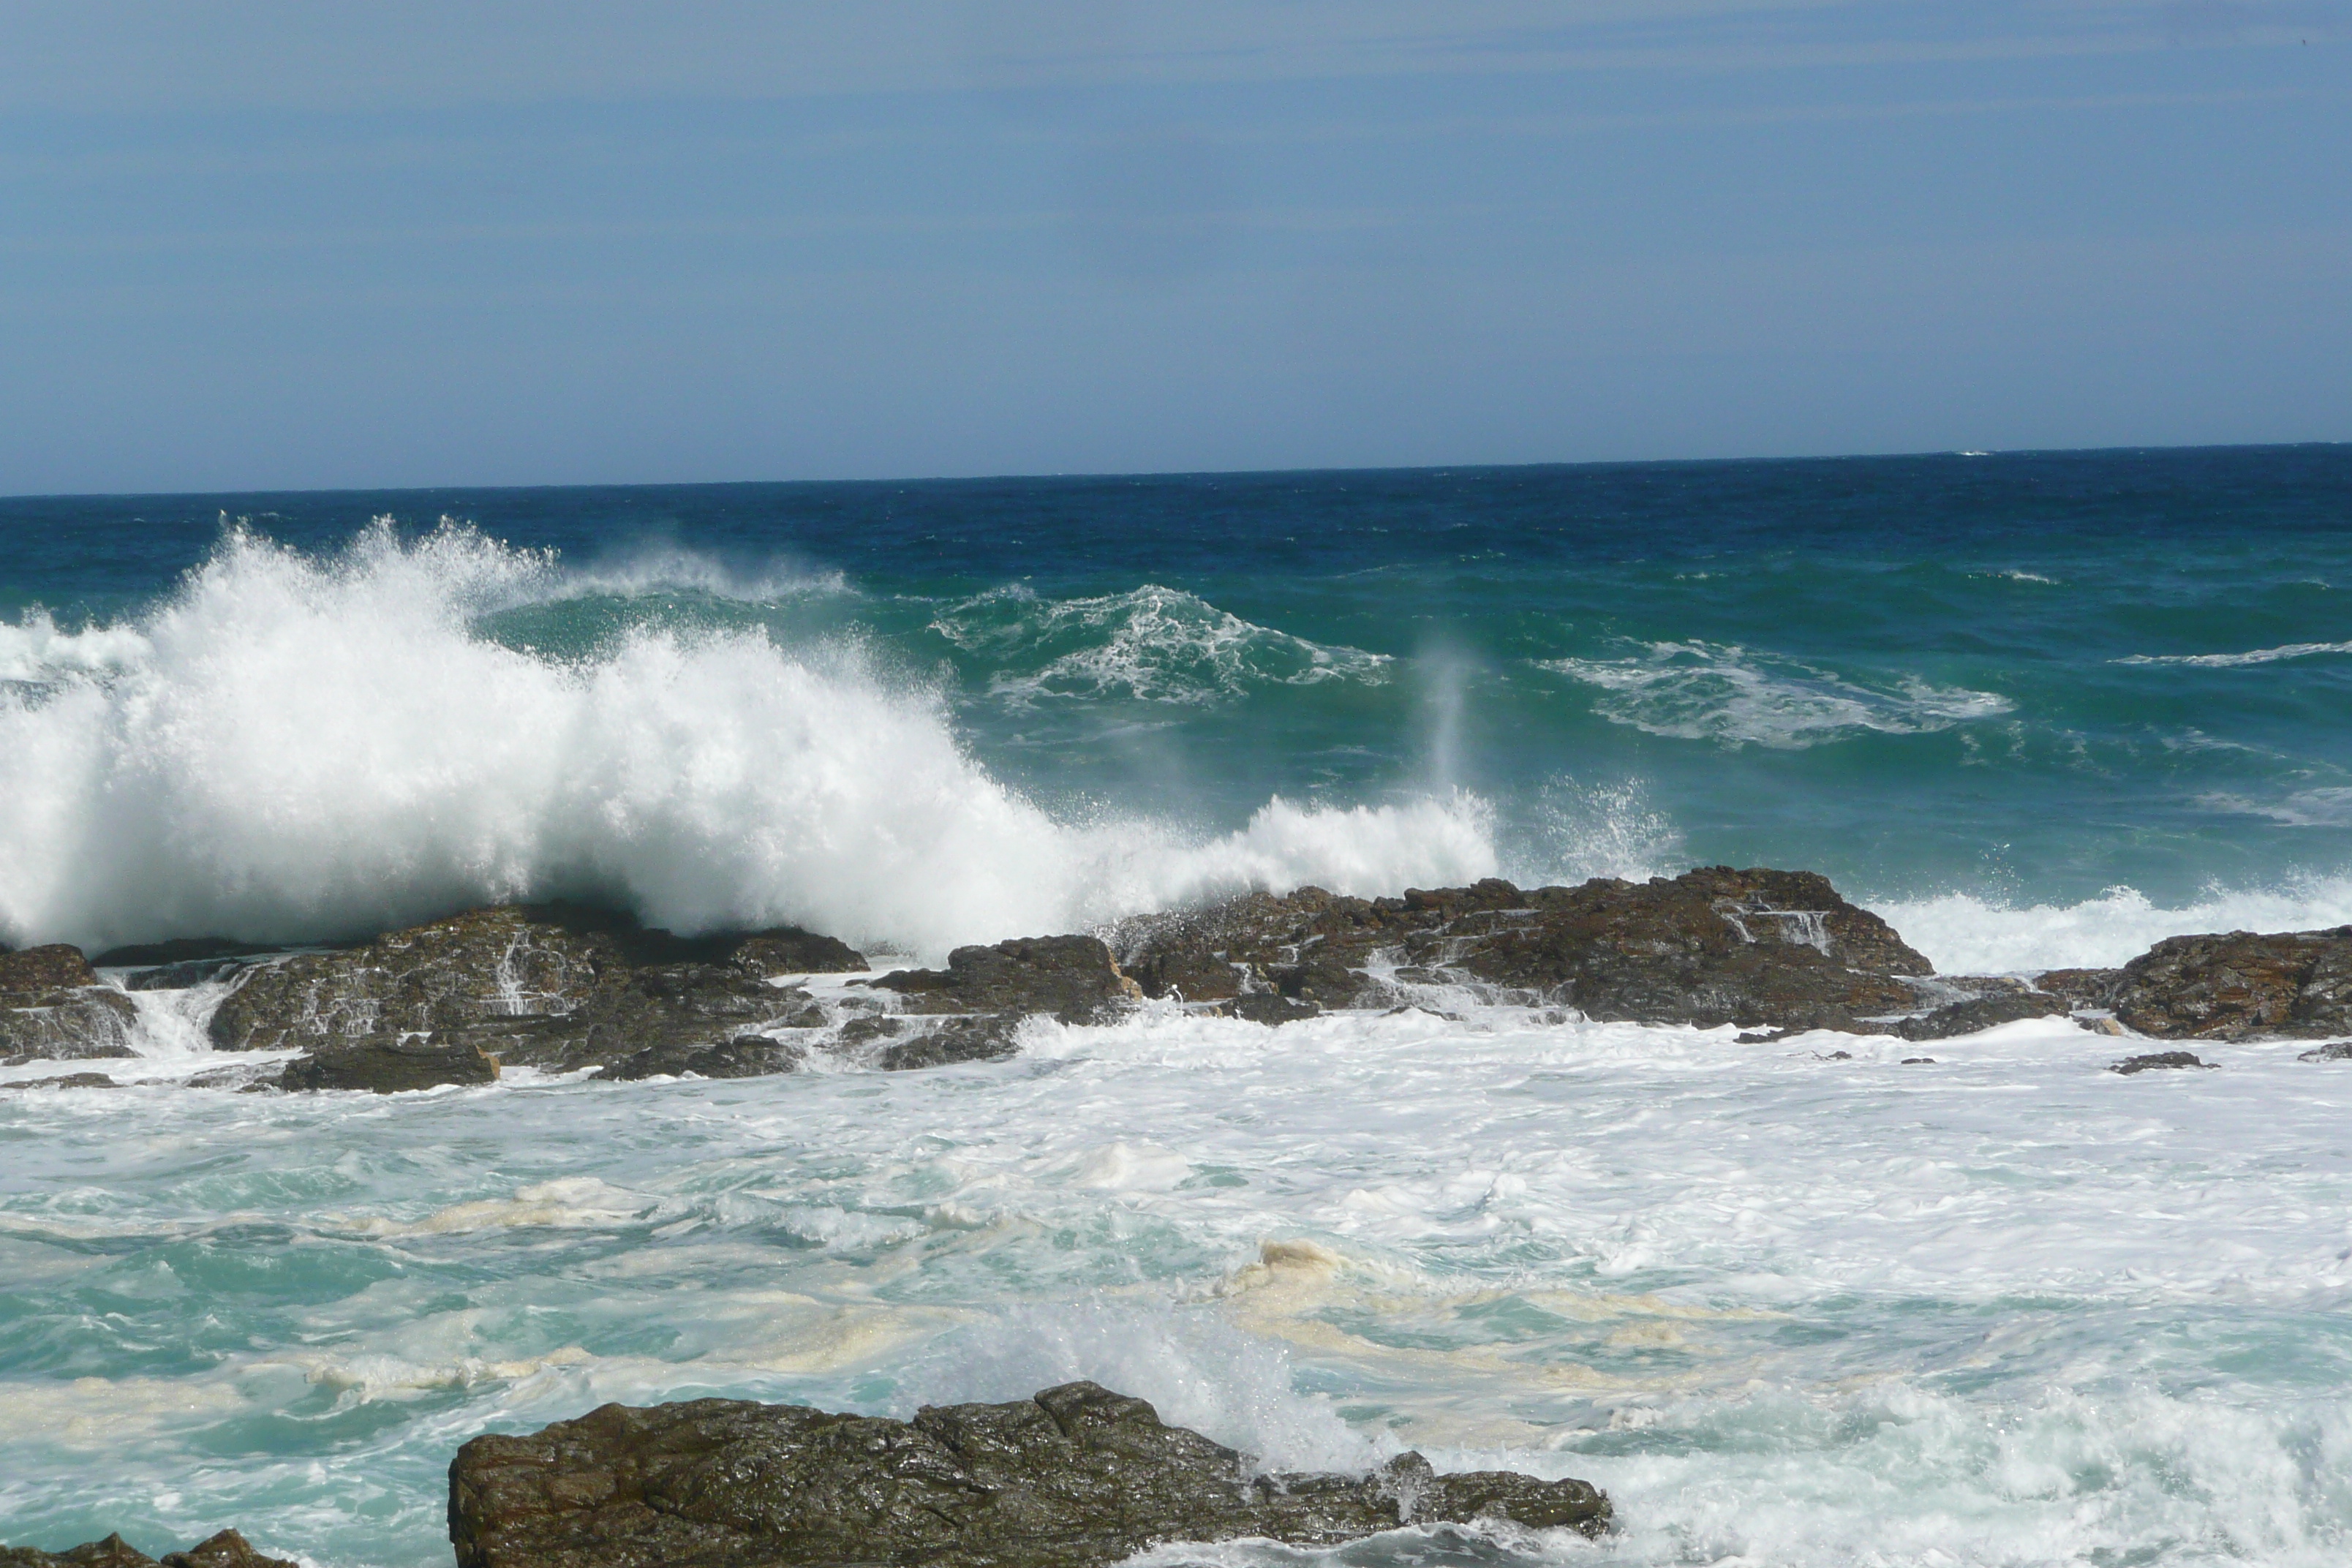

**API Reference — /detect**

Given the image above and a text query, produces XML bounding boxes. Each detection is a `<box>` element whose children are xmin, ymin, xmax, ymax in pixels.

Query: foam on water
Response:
<box><xmin>1538</xmin><ymin>641</ymin><xmax>2013</xmax><ymax>750</ymax></box>
<box><xmin>0</xmin><ymin>525</ymin><xmax>1485</xmax><ymax>955</ymax></box>
<box><xmin>1874</xmin><ymin>875</ymin><xmax>2352</xmax><ymax>973</ymax></box>
<box><xmin>2117</xmin><ymin>640</ymin><xmax>2352</xmax><ymax>668</ymax></box>
<box><xmin>7</xmin><ymin>1005</ymin><xmax>2352</xmax><ymax>1565</ymax></box>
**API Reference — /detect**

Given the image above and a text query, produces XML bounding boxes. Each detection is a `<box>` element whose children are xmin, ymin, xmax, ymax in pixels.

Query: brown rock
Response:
<box><xmin>446</xmin><ymin>1381</ymin><xmax>1609</xmax><ymax>1568</ymax></box>
<box><xmin>870</xmin><ymin>935</ymin><xmax>1141</xmax><ymax>1027</ymax></box>
<box><xmin>0</xmin><ymin>944</ymin><xmax>141</xmax><ymax>1063</ymax></box>
<box><xmin>277</xmin><ymin>1038</ymin><xmax>500</xmax><ymax>1094</ymax></box>
<box><xmin>2108</xmin><ymin>927</ymin><xmax>2352</xmax><ymax>1040</ymax></box>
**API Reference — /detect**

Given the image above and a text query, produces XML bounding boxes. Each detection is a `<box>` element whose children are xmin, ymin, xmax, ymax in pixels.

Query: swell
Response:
<box><xmin>0</xmin><ymin>523</ymin><xmax>1495</xmax><ymax>957</ymax></box>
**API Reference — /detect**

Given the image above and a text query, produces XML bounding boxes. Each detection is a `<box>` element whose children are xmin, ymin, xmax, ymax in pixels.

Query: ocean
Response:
<box><xmin>3</xmin><ymin>445</ymin><xmax>2351</xmax><ymax>1565</ymax></box>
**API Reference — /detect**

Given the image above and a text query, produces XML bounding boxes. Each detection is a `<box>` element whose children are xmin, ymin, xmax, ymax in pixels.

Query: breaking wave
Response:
<box><xmin>1538</xmin><ymin>641</ymin><xmax>2012</xmax><ymax>750</ymax></box>
<box><xmin>0</xmin><ymin>524</ymin><xmax>1485</xmax><ymax>956</ymax></box>
<box><xmin>1872</xmin><ymin>875</ymin><xmax>2352</xmax><ymax>974</ymax></box>
<box><xmin>930</xmin><ymin>583</ymin><xmax>1390</xmax><ymax>706</ymax></box>
<box><xmin>2116</xmin><ymin>640</ymin><xmax>2352</xmax><ymax>668</ymax></box>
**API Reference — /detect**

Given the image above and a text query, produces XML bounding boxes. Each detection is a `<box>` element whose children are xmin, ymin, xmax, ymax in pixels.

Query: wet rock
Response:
<box><xmin>2035</xmin><ymin>968</ymin><xmax>2122</xmax><ymax>1009</ymax></box>
<box><xmin>2108</xmin><ymin>928</ymin><xmax>2352</xmax><ymax>1040</ymax></box>
<box><xmin>1895</xmin><ymin>990</ymin><xmax>2072</xmax><ymax>1040</ymax></box>
<box><xmin>878</xmin><ymin>1014</ymin><xmax>1025</xmax><ymax>1071</ymax></box>
<box><xmin>0</xmin><ymin>1531</ymin><xmax>298</xmax><ymax>1568</ymax></box>
<box><xmin>446</xmin><ymin>1379</ymin><xmax>1609</xmax><ymax>1568</ymax></box>
<box><xmin>1229</xmin><ymin>992</ymin><xmax>1321</xmax><ymax>1026</ymax></box>
<box><xmin>208</xmin><ymin>906</ymin><xmax>842</xmax><ymax>1076</ymax></box>
<box><xmin>2</xmin><ymin>1071</ymin><xmax>120</xmax><ymax>1090</ymax></box>
<box><xmin>0</xmin><ymin>944</ymin><xmax>140</xmax><ymax>1063</ymax></box>
<box><xmin>91</xmin><ymin>938</ymin><xmax>272</xmax><ymax>968</ymax></box>
<box><xmin>2298</xmin><ymin>1041</ymin><xmax>2352</xmax><ymax>1061</ymax></box>
<box><xmin>1901</xmin><ymin>1056</ymin><xmax>1937</xmax><ymax>1065</ymax></box>
<box><xmin>2109</xmin><ymin>1050</ymin><xmax>2216</xmax><ymax>1074</ymax></box>
<box><xmin>279</xmin><ymin>1038</ymin><xmax>500</xmax><ymax>1094</ymax></box>
<box><xmin>123</xmin><ymin>959</ymin><xmax>249</xmax><ymax>992</ymax></box>
<box><xmin>726</xmin><ymin>929</ymin><xmax>867</xmax><ymax>977</ymax></box>
<box><xmin>599</xmin><ymin>1034</ymin><xmax>808</xmax><ymax>1082</ymax></box>
<box><xmin>1114</xmin><ymin>869</ymin><xmax>1933</xmax><ymax>1033</ymax></box>
<box><xmin>871</xmin><ymin>935</ymin><xmax>1141</xmax><ymax>1026</ymax></box>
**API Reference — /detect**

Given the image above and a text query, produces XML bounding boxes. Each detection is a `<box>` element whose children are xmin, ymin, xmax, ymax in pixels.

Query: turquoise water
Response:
<box><xmin>4</xmin><ymin>448</ymin><xmax>2352</xmax><ymax>1565</ymax></box>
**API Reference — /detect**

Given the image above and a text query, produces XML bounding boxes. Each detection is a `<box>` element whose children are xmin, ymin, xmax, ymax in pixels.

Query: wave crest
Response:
<box><xmin>0</xmin><ymin>525</ymin><xmax>1488</xmax><ymax>954</ymax></box>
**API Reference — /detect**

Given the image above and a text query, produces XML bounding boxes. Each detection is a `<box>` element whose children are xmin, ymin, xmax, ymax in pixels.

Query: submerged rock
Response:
<box><xmin>278</xmin><ymin>1038</ymin><xmax>501</xmax><ymax>1094</ymax></box>
<box><xmin>2106</xmin><ymin>928</ymin><xmax>2352</xmax><ymax>1040</ymax></box>
<box><xmin>598</xmin><ymin>1033</ymin><xmax>810</xmax><ymax>1082</ymax></box>
<box><xmin>1</xmin><ymin>1071</ymin><xmax>120</xmax><ymax>1091</ymax></box>
<box><xmin>447</xmin><ymin>1379</ymin><xmax>1609</xmax><ymax>1568</ymax></box>
<box><xmin>210</xmin><ymin>906</ymin><xmax>855</xmax><ymax>1081</ymax></box>
<box><xmin>1895</xmin><ymin>990</ymin><xmax>2071</xmax><ymax>1040</ymax></box>
<box><xmin>0</xmin><ymin>1529</ymin><xmax>299</xmax><ymax>1567</ymax></box>
<box><xmin>0</xmin><ymin>944</ymin><xmax>140</xmax><ymax>1063</ymax></box>
<box><xmin>2109</xmin><ymin>1050</ymin><xmax>2216</xmax><ymax>1074</ymax></box>
<box><xmin>1113</xmin><ymin>869</ymin><xmax>1934</xmax><ymax>1033</ymax></box>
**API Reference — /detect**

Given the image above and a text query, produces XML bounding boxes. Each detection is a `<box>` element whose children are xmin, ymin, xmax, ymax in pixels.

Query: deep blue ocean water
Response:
<box><xmin>7</xmin><ymin>447</ymin><xmax>2352</xmax><ymax>1568</ymax></box>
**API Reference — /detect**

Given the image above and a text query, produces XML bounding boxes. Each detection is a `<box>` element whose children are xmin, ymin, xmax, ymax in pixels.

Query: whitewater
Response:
<box><xmin>6</xmin><ymin>449</ymin><xmax>2352</xmax><ymax>1567</ymax></box>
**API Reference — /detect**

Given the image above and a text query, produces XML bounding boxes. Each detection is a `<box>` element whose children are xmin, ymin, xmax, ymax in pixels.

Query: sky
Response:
<box><xmin>1</xmin><ymin>1</ymin><xmax>2347</xmax><ymax>492</ymax></box>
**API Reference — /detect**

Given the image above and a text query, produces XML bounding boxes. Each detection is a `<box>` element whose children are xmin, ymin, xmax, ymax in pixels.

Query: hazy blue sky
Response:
<box><xmin>2</xmin><ymin>2</ymin><xmax>2346</xmax><ymax>491</ymax></box>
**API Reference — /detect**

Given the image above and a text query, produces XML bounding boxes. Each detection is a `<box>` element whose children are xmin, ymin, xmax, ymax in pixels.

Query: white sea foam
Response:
<box><xmin>2117</xmin><ymin>639</ymin><xmax>2352</xmax><ymax>668</ymax></box>
<box><xmin>0</xmin><ymin>524</ymin><xmax>1485</xmax><ymax>956</ymax></box>
<box><xmin>1538</xmin><ymin>641</ymin><xmax>2012</xmax><ymax>750</ymax></box>
<box><xmin>1872</xmin><ymin>875</ymin><xmax>2352</xmax><ymax>973</ymax></box>
<box><xmin>931</xmin><ymin>583</ymin><xmax>1390</xmax><ymax>706</ymax></box>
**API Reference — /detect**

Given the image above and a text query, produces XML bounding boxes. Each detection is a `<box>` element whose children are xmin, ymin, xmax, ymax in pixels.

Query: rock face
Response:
<box><xmin>278</xmin><ymin>1038</ymin><xmax>501</xmax><ymax>1094</ymax></box>
<box><xmin>1896</xmin><ymin>987</ymin><xmax>2071</xmax><ymax>1041</ymax></box>
<box><xmin>0</xmin><ymin>944</ymin><xmax>140</xmax><ymax>1064</ymax></box>
<box><xmin>871</xmin><ymin>936</ymin><xmax>1142</xmax><ymax>1026</ymax></box>
<box><xmin>2110</xmin><ymin>1050</ymin><xmax>2216</xmax><ymax>1074</ymax></box>
<box><xmin>208</xmin><ymin>907</ymin><xmax>860</xmax><ymax>1084</ymax></box>
<box><xmin>1112</xmin><ymin>870</ymin><xmax>1936</xmax><ymax>1033</ymax></box>
<box><xmin>447</xmin><ymin>1380</ymin><xmax>1610</xmax><ymax>1568</ymax></box>
<box><xmin>2105</xmin><ymin>929</ymin><xmax>2352</xmax><ymax>1040</ymax></box>
<box><xmin>0</xmin><ymin>1529</ymin><xmax>299</xmax><ymax>1567</ymax></box>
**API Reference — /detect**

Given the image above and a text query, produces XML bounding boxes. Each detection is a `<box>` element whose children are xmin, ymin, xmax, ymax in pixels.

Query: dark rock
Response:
<box><xmin>1901</xmin><ymin>1057</ymin><xmax>1936</xmax><ymax>1065</ymax></box>
<box><xmin>208</xmin><ymin>906</ymin><xmax>838</xmax><ymax>1075</ymax></box>
<box><xmin>878</xmin><ymin>1014</ymin><xmax>1025</xmax><ymax>1071</ymax></box>
<box><xmin>446</xmin><ymin>1379</ymin><xmax>1609</xmax><ymax>1568</ymax></box>
<box><xmin>279</xmin><ymin>1038</ymin><xmax>500</xmax><ymax>1093</ymax></box>
<box><xmin>728</xmin><ymin>929</ymin><xmax>867</xmax><ymax>977</ymax></box>
<box><xmin>2299</xmin><ymin>1041</ymin><xmax>2352</xmax><ymax>1062</ymax></box>
<box><xmin>600</xmin><ymin>1034</ymin><xmax>807</xmax><ymax>1082</ymax></box>
<box><xmin>872</xmin><ymin>935</ymin><xmax>1142</xmax><ymax>1026</ymax></box>
<box><xmin>3</xmin><ymin>1071</ymin><xmax>119</xmax><ymax>1090</ymax></box>
<box><xmin>0</xmin><ymin>944</ymin><xmax>141</xmax><ymax>1063</ymax></box>
<box><xmin>0</xmin><ymin>1532</ymin><xmax>298</xmax><ymax>1568</ymax></box>
<box><xmin>2035</xmin><ymin>968</ymin><xmax>2122</xmax><ymax>1008</ymax></box>
<box><xmin>1114</xmin><ymin>869</ymin><xmax>1933</xmax><ymax>1034</ymax></box>
<box><xmin>2107</xmin><ymin>928</ymin><xmax>2352</xmax><ymax>1040</ymax></box>
<box><xmin>161</xmin><ymin>1532</ymin><xmax>301</xmax><ymax>1568</ymax></box>
<box><xmin>91</xmin><ymin>938</ymin><xmax>273</xmax><ymax>968</ymax></box>
<box><xmin>2109</xmin><ymin>1050</ymin><xmax>2215</xmax><ymax>1074</ymax></box>
<box><xmin>1896</xmin><ymin>990</ymin><xmax>2071</xmax><ymax>1040</ymax></box>
<box><xmin>1229</xmin><ymin>992</ymin><xmax>1321</xmax><ymax>1026</ymax></box>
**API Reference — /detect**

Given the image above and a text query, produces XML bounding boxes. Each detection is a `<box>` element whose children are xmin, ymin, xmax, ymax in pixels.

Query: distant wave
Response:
<box><xmin>1538</xmin><ymin>641</ymin><xmax>2011</xmax><ymax>750</ymax></box>
<box><xmin>930</xmin><ymin>583</ymin><xmax>1390</xmax><ymax>706</ymax></box>
<box><xmin>1872</xmin><ymin>877</ymin><xmax>2352</xmax><ymax>973</ymax></box>
<box><xmin>0</xmin><ymin>523</ymin><xmax>1481</xmax><ymax>956</ymax></box>
<box><xmin>2115</xmin><ymin>640</ymin><xmax>2352</xmax><ymax>668</ymax></box>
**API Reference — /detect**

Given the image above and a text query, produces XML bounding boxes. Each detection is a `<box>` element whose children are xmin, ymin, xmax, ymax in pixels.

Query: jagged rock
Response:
<box><xmin>2108</xmin><ymin>928</ymin><xmax>2352</xmax><ymax>1040</ymax></box>
<box><xmin>599</xmin><ymin>1034</ymin><xmax>809</xmax><ymax>1082</ymax></box>
<box><xmin>870</xmin><ymin>935</ymin><xmax>1142</xmax><ymax>1026</ymax></box>
<box><xmin>279</xmin><ymin>1038</ymin><xmax>500</xmax><ymax>1094</ymax></box>
<box><xmin>1229</xmin><ymin>992</ymin><xmax>1321</xmax><ymax>1026</ymax></box>
<box><xmin>0</xmin><ymin>944</ymin><xmax>140</xmax><ymax>1063</ymax></box>
<box><xmin>2035</xmin><ymin>968</ymin><xmax>2122</xmax><ymax>1008</ymax></box>
<box><xmin>0</xmin><ymin>1531</ymin><xmax>297</xmax><ymax>1568</ymax></box>
<box><xmin>1114</xmin><ymin>869</ymin><xmax>1933</xmax><ymax>1033</ymax></box>
<box><xmin>2299</xmin><ymin>1041</ymin><xmax>2352</xmax><ymax>1061</ymax></box>
<box><xmin>727</xmin><ymin>930</ymin><xmax>867</xmax><ymax>977</ymax></box>
<box><xmin>2109</xmin><ymin>1050</ymin><xmax>2216</xmax><ymax>1074</ymax></box>
<box><xmin>878</xmin><ymin>1014</ymin><xmax>1025</xmax><ymax>1070</ymax></box>
<box><xmin>1896</xmin><ymin>991</ymin><xmax>2072</xmax><ymax>1040</ymax></box>
<box><xmin>446</xmin><ymin>1379</ymin><xmax>1609</xmax><ymax>1568</ymax></box>
<box><xmin>208</xmin><ymin>906</ymin><xmax>843</xmax><ymax>1076</ymax></box>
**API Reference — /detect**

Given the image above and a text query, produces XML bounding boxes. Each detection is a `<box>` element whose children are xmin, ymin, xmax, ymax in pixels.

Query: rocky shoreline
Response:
<box><xmin>10</xmin><ymin>867</ymin><xmax>2352</xmax><ymax>1093</ymax></box>
<box><xmin>1</xmin><ymin>1382</ymin><xmax>1608</xmax><ymax>1567</ymax></box>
